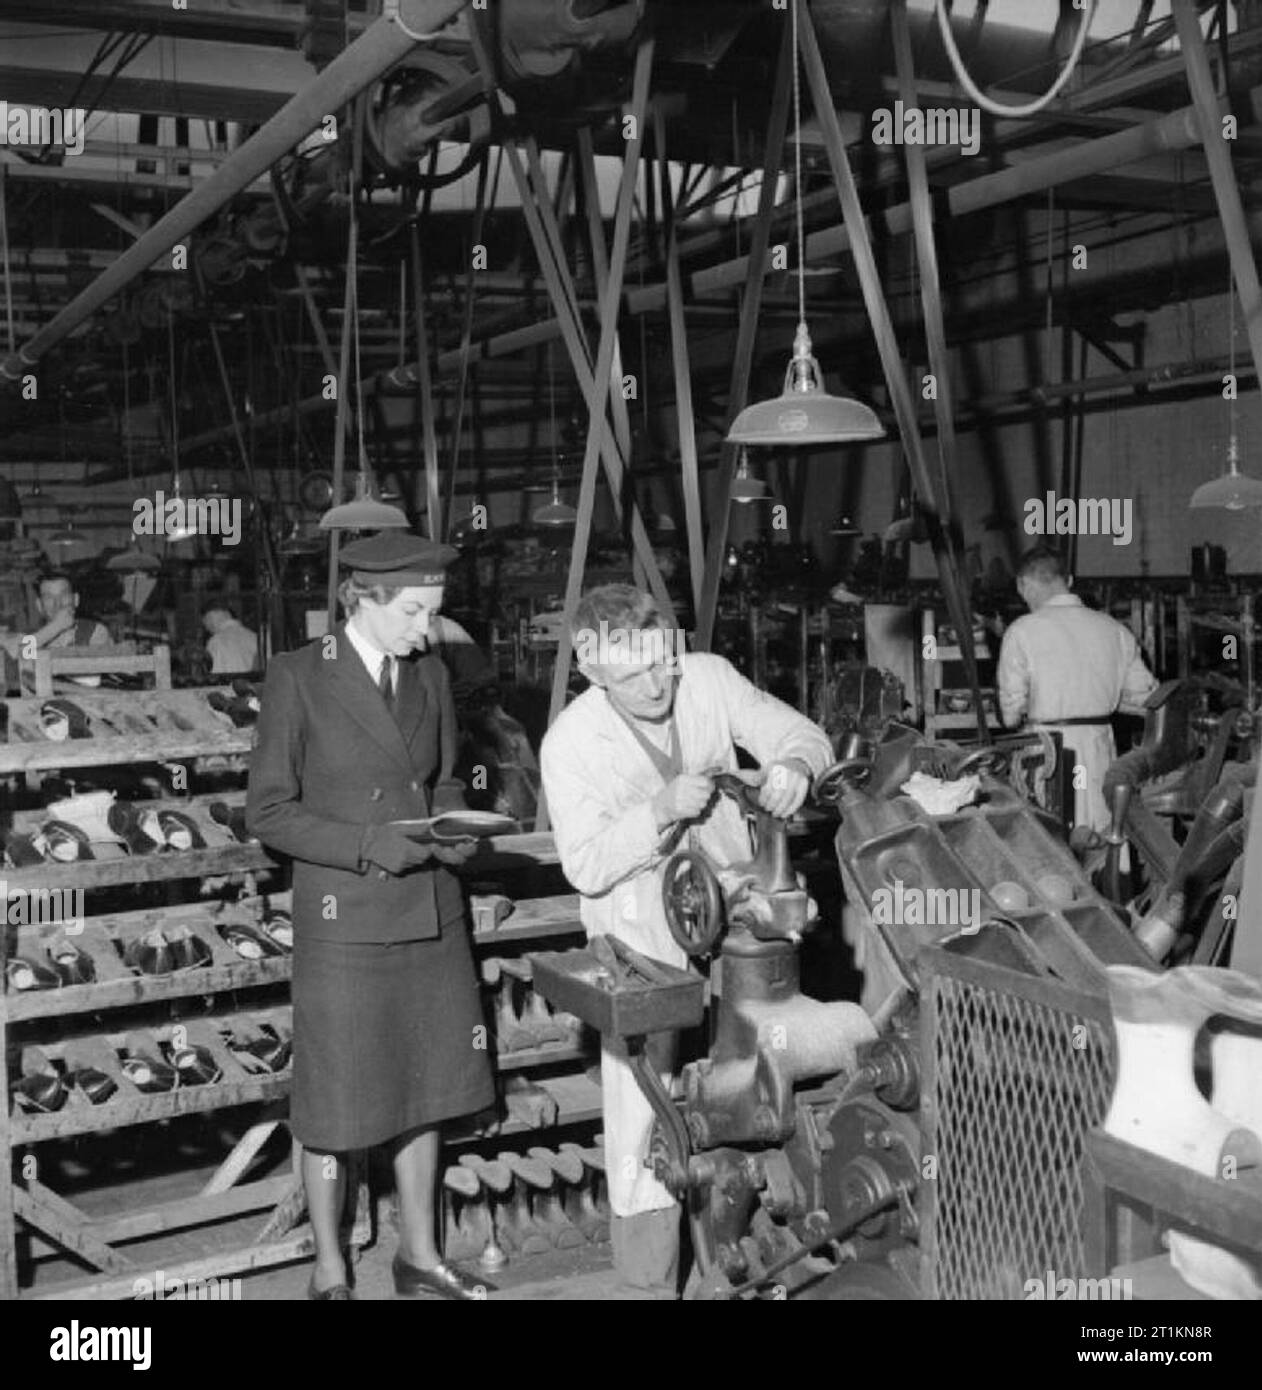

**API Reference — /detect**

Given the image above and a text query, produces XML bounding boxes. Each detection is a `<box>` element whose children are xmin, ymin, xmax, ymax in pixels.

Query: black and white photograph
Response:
<box><xmin>0</xmin><ymin>0</ymin><xmax>1257</xmax><ymax>1349</ymax></box>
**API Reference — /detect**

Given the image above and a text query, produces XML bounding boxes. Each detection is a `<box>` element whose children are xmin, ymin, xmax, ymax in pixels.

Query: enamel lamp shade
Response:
<box><xmin>319</xmin><ymin>471</ymin><xmax>409</xmax><ymax>530</ymax></box>
<box><xmin>1189</xmin><ymin>436</ymin><xmax>1262</xmax><ymax>510</ymax></box>
<box><xmin>726</xmin><ymin>323</ymin><xmax>884</xmax><ymax>448</ymax></box>
<box><xmin>532</xmin><ymin>478</ymin><xmax>577</xmax><ymax>527</ymax></box>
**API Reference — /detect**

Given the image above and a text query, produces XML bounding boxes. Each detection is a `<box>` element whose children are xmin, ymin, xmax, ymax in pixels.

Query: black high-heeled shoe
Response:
<box><xmin>221</xmin><ymin>922</ymin><xmax>284</xmax><ymax>961</ymax></box>
<box><xmin>169</xmin><ymin>1043</ymin><xmax>221</xmax><ymax>1087</ymax></box>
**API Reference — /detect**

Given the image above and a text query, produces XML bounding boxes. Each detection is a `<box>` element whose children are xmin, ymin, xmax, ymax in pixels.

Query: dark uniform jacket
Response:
<box><xmin>245</xmin><ymin>624</ymin><xmax>465</xmax><ymax>943</ymax></box>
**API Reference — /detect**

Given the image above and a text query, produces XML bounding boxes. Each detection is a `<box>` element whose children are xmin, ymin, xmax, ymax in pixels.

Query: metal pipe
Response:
<box><xmin>0</xmin><ymin>0</ymin><xmax>469</xmax><ymax>383</ymax></box>
<box><xmin>181</xmin><ymin>102</ymin><xmax>1207</xmax><ymax>452</ymax></box>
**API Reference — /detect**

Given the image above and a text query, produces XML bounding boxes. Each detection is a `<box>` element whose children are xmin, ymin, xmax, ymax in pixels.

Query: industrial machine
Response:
<box><xmin>533</xmin><ymin>724</ymin><xmax>1175</xmax><ymax>1299</ymax></box>
<box><xmin>535</xmin><ymin>759</ymin><xmax>923</xmax><ymax>1299</ymax></box>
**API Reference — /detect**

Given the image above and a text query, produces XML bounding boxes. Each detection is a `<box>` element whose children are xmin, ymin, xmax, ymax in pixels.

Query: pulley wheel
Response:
<box><xmin>662</xmin><ymin>851</ymin><xmax>723</xmax><ymax>957</ymax></box>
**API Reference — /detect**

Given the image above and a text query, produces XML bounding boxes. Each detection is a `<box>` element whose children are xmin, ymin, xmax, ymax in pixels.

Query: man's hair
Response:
<box><xmin>569</xmin><ymin>584</ymin><xmax>663</xmax><ymax>642</ymax></box>
<box><xmin>202</xmin><ymin>600</ymin><xmax>237</xmax><ymax>621</ymax></box>
<box><xmin>337</xmin><ymin>575</ymin><xmax>403</xmax><ymax>615</ymax></box>
<box><xmin>1015</xmin><ymin>546</ymin><xmax>1068</xmax><ymax>585</ymax></box>
<box><xmin>39</xmin><ymin>571</ymin><xmax>74</xmax><ymax>592</ymax></box>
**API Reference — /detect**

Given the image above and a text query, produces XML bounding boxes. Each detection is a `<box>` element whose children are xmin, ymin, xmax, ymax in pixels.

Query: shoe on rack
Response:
<box><xmin>40</xmin><ymin>820</ymin><xmax>93</xmax><ymax>863</ymax></box>
<box><xmin>39</xmin><ymin>699</ymin><xmax>91</xmax><ymax>742</ymax></box>
<box><xmin>208</xmin><ymin>801</ymin><xmax>255</xmax><ymax>844</ymax></box>
<box><xmin>4</xmin><ymin>829</ymin><xmax>46</xmax><ymax>868</ymax></box>
<box><xmin>15</xmin><ymin>1048</ymin><xmax>67</xmax><ymax>1112</ymax></box>
<box><xmin>47</xmin><ymin>938</ymin><xmax>95</xmax><ymax>986</ymax></box>
<box><xmin>169</xmin><ymin>1043</ymin><xmax>222</xmax><ymax>1087</ymax></box>
<box><xmin>120</xmin><ymin>1034</ymin><xmax>179</xmax><ymax>1093</ymax></box>
<box><xmin>108</xmin><ymin>800</ymin><xmax>165</xmax><ymax>856</ymax></box>
<box><xmin>6</xmin><ymin>956</ymin><xmax>61</xmax><ymax>992</ymax></box>
<box><xmin>221</xmin><ymin>922</ymin><xmax>284</xmax><ymax>962</ymax></box>
<box><xmin>154</xmin><ymin>809</ymin><xmax>205</xmax><ymax>852</ymax></box>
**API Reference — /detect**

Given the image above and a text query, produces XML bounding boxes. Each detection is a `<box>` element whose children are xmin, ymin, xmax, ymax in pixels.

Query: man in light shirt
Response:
<box><xmin>203</xmin><ymin>603</ymin><xmax>259</xmax><ymax>676</ymax></box>
<box><xmin>539</xmin><ymin>584</ymin><xmax>834</xmax><ymax>1297</ymax></box>
<box><xmin>997</xmin><ymin>546</ymin><xmax>1157</xmax><ymax>834</ymax></box>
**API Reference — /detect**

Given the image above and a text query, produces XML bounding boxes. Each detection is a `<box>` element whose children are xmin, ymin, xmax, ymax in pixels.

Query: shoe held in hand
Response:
<box><xmin>432</xmin><ymin>839</ymin><xmax>478</xmax><ymax>866</ymax></box>
<box><xmin>361</xmin><ymin>823</ymin><xmax>436</xmax><ymax>876</ymax></box>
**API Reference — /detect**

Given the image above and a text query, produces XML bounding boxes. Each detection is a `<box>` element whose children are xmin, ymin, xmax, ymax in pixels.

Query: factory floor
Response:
<box><xmin>21</xmin><ymin>1151</ymin><xmax>648</xmax><ymax>1302</ymax></box>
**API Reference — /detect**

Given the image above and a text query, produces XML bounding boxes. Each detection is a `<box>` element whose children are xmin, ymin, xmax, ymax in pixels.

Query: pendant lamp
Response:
<box><xmin>726</xmin><ymin>0</ymin><xmax>883</xmax><ymax>450</ymax></box>
<box><xmin>1191</xmin><ymin>274</ymin><xmax>1262</xmax><ymax>509</ymax></box>
<box><xmin>730</xmin><ymin>450</ymin><xmax>770</xmax><ymax>504</ymax></box>
<box><xmin>107</xmin><ymin>545</ymin><xmax>161</xmax><ymax>572</ymax></box>
<box><xmin>532</xmin><ymin>344</ymin><xmax>576</xmax><ymax>527</ymax></box>
<box><xmin>319</xmin><ymin>468</ymin><xmax>410</xmax><ymax>530</ymax></box>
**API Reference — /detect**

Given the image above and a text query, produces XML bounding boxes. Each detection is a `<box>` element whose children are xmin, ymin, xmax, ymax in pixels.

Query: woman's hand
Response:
<box><xmin>360</xmin><ymin>824</ymin><xmax>437</xmax><ymax>876</ymax></box>
<box><xmin>432</xmin><ymin>839</ymin><xmax>478</xmax><ymax>866</ymax></box>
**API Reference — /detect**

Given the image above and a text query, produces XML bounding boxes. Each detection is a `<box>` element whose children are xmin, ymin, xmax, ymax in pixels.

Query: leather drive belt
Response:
<box><xmin>1033</xmin><ymin>715</ymin><xmax>1112</xmax><ymax>727</ymax></box>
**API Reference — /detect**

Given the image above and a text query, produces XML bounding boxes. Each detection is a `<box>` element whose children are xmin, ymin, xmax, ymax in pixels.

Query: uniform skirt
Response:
<box><xmin>291</xmin><ymin>921</ymin><xmax>495</xmax><ymax>1151</ymax></box>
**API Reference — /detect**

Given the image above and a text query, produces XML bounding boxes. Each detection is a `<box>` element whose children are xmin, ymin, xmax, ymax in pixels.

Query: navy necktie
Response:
<box><xmin>378</xmin><ymin>655</ymin><xmax>396</xmax><ymax>716</ymax></box>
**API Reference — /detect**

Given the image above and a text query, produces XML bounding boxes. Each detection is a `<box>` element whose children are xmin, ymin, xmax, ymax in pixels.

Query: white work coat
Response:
<box><xmin>540</xmin><ymin>651</ymin><xmax>834</xmax><ymax>1216</ymax></box>
<box><xmin>996</xmin><ymin>593</ymin><xmax>1157</xmax><ymax>832</ymax></box>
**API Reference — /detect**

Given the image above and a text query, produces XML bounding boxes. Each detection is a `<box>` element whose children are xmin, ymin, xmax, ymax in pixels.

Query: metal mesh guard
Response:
<box><xmin>922</xmin><ymin>958</ymin><xmax>1115</xmax><ymax>1299</ymax></box>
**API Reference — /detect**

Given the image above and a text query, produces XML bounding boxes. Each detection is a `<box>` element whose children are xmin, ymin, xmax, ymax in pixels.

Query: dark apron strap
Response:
<box><xmin>613</xmin><ymin>707</ymin><xmax>682</xmax><ymax>784</ymax></box>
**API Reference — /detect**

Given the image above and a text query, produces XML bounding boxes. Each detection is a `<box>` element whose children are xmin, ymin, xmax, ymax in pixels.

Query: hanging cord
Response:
<box><xmin>0</xmin><ymin>167</ymin><xmax>12</xmax><ymax>353</ymax></box>
<box><xmin>792</xmin><ymin>0</ymin><xmax>806</xmax><ymax>332</ymax></box>
<box><xmin>935</xmin><ymin>0</ymin><xmax>1097</xmax><ymax>118</ymax></box>
<box><xmin>1228</xmin><ymin>264</ymin><xmax>1238</xmax><ymax>455</ymax></box>
<box><xmin>167</xmin><ymin>306</ymin><xmax>180</xmax><ymax>489</ymax></box>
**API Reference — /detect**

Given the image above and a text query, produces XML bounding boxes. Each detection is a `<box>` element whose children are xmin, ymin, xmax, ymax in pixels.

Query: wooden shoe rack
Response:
<box><xmin>1</xmin><ymin>685</ymin><xmax>605</xmax><ymax>1297</ymax></box>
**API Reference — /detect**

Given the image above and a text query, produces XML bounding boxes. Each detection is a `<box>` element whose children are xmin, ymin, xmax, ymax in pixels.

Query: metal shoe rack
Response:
<box><xmin>1</xmin><ymin>689</ymin><xmax>610</xmax><ymax>1296</ymax></box>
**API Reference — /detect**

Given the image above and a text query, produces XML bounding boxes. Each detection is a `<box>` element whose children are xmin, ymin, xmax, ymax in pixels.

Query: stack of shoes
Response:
<box><xmin>220</xmin><ymin>922</ymin><xmax>286</xmax><ymax>962</ymax></box>
<box><xmin>6</xmin><ymin>956</ymin><xmax>62</xmax><ymax>992</ymax></box>
<box><xmin>124</xmin><ymin>924</ymin><xmax>213</xmax><ymax>976</ymax></box>
<box><xmin>260</xmin><ymin>912</ymin><xmax>292</xmax><ymax>951</ymax></box>
<box><xmin>39</xmin><ymin>821</ymin><xmax>94</xmax><ymax>863</ymax></box>
<box><xmin>47</xmin><ymin>937</ymin><xmax>95</xmax><ymax>986</ymax></box>
<box><xmin>207</xmin><ymin>683</ymin><xmax>260</xmax><ymax>728</ymax></box>
<box><xmin>109</xmin><ymin>802</ymin><xmax>205</xmax><ymax>855</ymax></box>
<box><xmin>63</xmin><ymin>1041</ymin><xmax>119</xmax><ymax>1106</ymax></box>
<box><xmin>14</xmin><ymin>1048</ymin><xmax>68</xmax><ymax>1112</ymax></box>
<box><xmin>481</xmin><ymin>958</ymin><xmax>537</xmax><ymax>1053</ymax></box>
<box><xmin>209</xmin><ymin>801</ymin><xmax>254</xmax><ymax>844</ymax></box>
<box><xmin>226</xmin><ymin>1023</ymin><xmax>291</xmax><ymax>1074</ymax></box>
<box><xmin>39</xmin><ymin>699</ymin><xmax>92</xmax><ymax>742</ymax></box>
<box><xmin>120</xmin><ymin>1033</ymin><xmax>179</xmax><ymax>1093</ymax></box>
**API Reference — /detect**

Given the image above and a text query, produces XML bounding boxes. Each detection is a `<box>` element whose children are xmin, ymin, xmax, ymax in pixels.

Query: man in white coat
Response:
<box><xmin>539</xmin><ymin>584</ymin><xmax>834</xmax><ymax>1296</ymax></box>
<box><xmin>997</xmin><ymin>547</ymin><xmax>1157</xmax><ymax>835</ymax></box>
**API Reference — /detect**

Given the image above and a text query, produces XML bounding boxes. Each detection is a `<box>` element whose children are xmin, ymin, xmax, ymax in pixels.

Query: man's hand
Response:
<box><xmin>361</xmin><ymin>824</ymin><xmax>436</xmax><ymax>876</ymax></box>
<box><xmin>651</xmin><ymin>773</ymin><xmax>715</xmax><ymax>830</ymax></box>
<box><xmin>739</xmin><ymin>760</ymin><xmax>812</xmax><ymax>820</ymax></box>
<box><xmin>40</xmin><ymin>608</ymin><xmax>76</xmax><ymax>642</ymax></box>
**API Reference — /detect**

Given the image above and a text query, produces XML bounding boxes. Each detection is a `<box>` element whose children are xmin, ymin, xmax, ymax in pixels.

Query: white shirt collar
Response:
<box><xmin>344</xmin><ymin>617</ymin><xmax>391</xmax><ymax>683</ymax></box>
